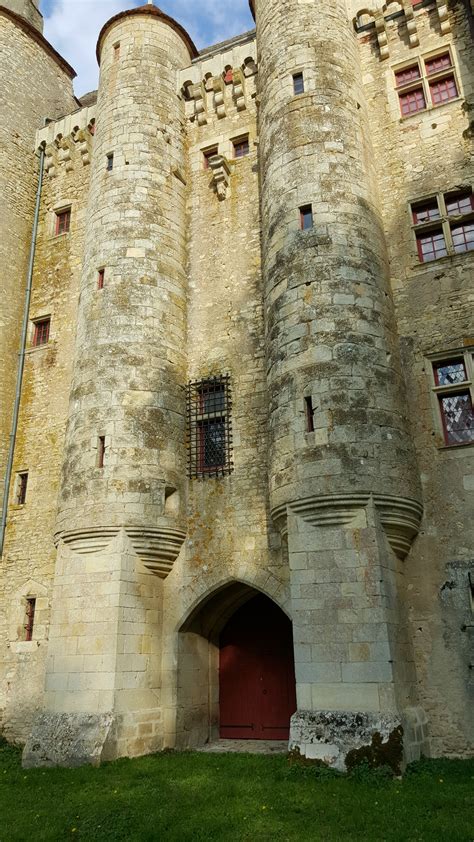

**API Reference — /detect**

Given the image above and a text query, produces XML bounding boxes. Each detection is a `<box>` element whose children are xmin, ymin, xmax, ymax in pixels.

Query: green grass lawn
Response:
<box><xmin>0</xmin><ymin>740</ymin><xmax>472</xmax><ymax>841</ymax></box>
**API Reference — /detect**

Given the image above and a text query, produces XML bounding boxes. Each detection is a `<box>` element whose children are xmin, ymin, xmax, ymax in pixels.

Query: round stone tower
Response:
<box><xmin>252</xmin><ymin>0</ymin><xmax>425</xmax><ymax>766</ymax></box>
<box><xmin>56</xmin><ymin>5</ymin><xmax>197</xmax><ymax>570</ymax></box>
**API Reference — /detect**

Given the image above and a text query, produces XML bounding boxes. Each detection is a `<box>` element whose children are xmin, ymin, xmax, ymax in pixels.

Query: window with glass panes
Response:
<box><xmin>394</xmin><ymin>49</ymin><xmax>459</xmax><ymax>117</ymax></box>
<box><xmin>410</xmin><ymin>190</ymin><xmax>474</xmax><ymax>262</ymax></box>
<box><xmin>186</xmin><ymin>375</ymin><xmax>233</xmax><ymax>478</ymax></box>
<box><xmin>429</xmin><ymin>352</ymin><xmax>474</xmax><ymax>446</ymax></box>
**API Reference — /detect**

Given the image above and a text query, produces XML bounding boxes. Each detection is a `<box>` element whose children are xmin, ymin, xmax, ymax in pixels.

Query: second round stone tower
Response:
<box><xmin>252</xmin><ymin>0</ymin><xmax>425</xmax><ymax>764</ymax></box>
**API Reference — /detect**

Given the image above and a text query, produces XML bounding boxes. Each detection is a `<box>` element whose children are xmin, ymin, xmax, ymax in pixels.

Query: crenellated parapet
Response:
<box><xmin>179</xmin><ymin>37</ymin><xmax>257</xmax><ymax>127</ymax></box>
<box><xmin>36</xmin><ymin>105</ymin><xmax>96</xmax><ymax>177</ymax></box>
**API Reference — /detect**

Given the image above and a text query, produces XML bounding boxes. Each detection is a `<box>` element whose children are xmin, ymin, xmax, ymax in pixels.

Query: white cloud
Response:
<box><xmin>42</xmin><ymin>0</ymin><xmax>254</xmax><ymax>97</ymax></box>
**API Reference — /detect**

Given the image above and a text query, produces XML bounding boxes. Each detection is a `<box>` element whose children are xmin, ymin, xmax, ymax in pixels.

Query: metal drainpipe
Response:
<box><xmin>0</xmin><ymin>142</ymin><xmax>45</xmax><ymax>557</ymax></box>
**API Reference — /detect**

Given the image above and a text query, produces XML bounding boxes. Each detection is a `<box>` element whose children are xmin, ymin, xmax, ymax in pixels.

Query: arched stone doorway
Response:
<box><xmin>176</xmin><ymin>581</ymin><xmax>296</xmax><ymax>748</ymax></box>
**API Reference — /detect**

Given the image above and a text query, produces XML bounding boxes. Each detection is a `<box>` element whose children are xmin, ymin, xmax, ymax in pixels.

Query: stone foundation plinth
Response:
<box><xmin>22</xmin><ymin>712</ymin><xmax>114</xmax><ymax>768</ymax></box>
<box><xmin>290</xmin><ymin>709</ymin><xmax>429</xmax><ymax>772</ymax></box>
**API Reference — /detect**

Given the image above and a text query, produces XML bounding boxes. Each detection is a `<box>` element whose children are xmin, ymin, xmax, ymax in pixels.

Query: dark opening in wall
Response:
<box><xmin>97</xmin><ymin>436</ymin><xmax>106</xmax><ymax>468</ymax></box>
<box><xmin>300</xmin><ymin>204</ymin><xmax>313</xmax><ymax>230</ymax></box>
<box><xmin>106</xmin><ymin>153</ymin><xmax>114</xmax><ymax>171</ymax></box>
<box><xmin>24</xmin><ymin>597</ymin><xmax>36</xmax><ymax>641</ymax></box>
<box><xmin>293</xmin><ymin>72</ymin><xmax>304</xmax><ymax>95</ymax></box>
<box><xmin>16</xmin><ymin>472</ymin><xmax>28</xmax><ymax>505</ymax></box>
<box><xmin>97</xmin><ymin>268</ymin><xmax>105</xmax><ymax>290</ymax></box>
<box><xmin>304</xmin><ymin>396</ymin><xmax>315</xmax><ymax>432</ymax></box>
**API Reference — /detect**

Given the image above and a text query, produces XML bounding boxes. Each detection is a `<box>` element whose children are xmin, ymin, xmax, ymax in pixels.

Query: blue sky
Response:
<box><xmin>40</xmin><ymin>0</ymin><xmax>254</xmax><ymax>95</ymax></box>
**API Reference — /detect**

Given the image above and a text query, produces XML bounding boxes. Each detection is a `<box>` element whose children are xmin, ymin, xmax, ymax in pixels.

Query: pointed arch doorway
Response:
<box><xmin>219</xmin><ymin>593</ymin><xmax>296</xmax><ymax>740</ymax></box>
<box><xmin>177</xmin><ymin>583</ymin><xmax>296</xmax><ymax>747</ymax></box>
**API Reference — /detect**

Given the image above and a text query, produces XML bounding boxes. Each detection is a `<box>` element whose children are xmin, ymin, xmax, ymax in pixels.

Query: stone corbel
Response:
<box><xmin>208</xmin><ymin>154</ymin><xmax>231</xmax><ymax>201</ymax></box>
<box><xmin>403</xmin><ymin>2</ymin><xmax>419</xmax><ymax>47</ymax></box>
<box><xmin>435</xmin><ymin>0</ymin><xmax>451</xmax><ymax>33</ymax></box>
<box><xmin>375</xmin><ymin>11</ymin><xmax>389</xmax><ymax>60</ymax></box>
<box><xmin>213</xmin><ymin>77</ymin><xmax>226</xmax><ymax>119</ymax></box>
<box><xmin>73</xmin><ymin>127</ymin><xmax>92</xmax><ymax>166</ymax></box>
<box><xmin>44</xmin><ymin>143</ymin><xmax>58</xmax><ymax>178</ymax></box>
<box><xmin>232</xmin><ymin>69</ymin><xmax>246</xmax><ymax>112</ymax></box>
<box><xmin>57</xmin><ymin>135</ymin><xmax>73</xmax><ymax>172</ymax></box>
<box><xmin>191</xmin><ymin>82</ymin><xmax>208</xmax><ymax>126</ymax></box>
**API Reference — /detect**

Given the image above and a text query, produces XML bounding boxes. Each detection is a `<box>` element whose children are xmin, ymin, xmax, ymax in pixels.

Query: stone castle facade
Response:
<box><xmin>0</xmin><ymin>0</ymin><xmax>472</xmax><ymax>767</ymax></box>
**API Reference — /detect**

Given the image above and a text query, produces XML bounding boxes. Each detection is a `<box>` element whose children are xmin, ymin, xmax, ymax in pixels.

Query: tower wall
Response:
<box><xmin>254</xmin><ymin>0</ymin><xmax>425</xmax><ymax>766</ymax></box>
<box><xmin>23</xmin><ymin>9</ymin><xmax>195</xmax><ymax>767</ymax></box>
<box><xmin>0</xmin><ymin>10</ymin><xmax>74</xmax><ymax>519</ymax></box>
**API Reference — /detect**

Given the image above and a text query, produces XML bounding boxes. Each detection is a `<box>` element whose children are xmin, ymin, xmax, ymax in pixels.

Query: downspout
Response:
<box><xmin>0</xmin><ymin>142</ymin><xmax>45</xmax><ymax>557</ymax></box>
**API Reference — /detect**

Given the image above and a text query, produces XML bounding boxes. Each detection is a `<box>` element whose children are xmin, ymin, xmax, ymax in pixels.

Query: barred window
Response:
<box><xmin>186</xmin><ymin>375</ymin><xmax>233</xmax><ymax>478</ymax></box>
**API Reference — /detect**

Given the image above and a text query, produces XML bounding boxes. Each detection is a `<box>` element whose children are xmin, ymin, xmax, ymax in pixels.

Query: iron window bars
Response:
<box><xmin>186</xmin><ymin>375</ymin><xmax>233</xmax><ymax>478</ymax></box>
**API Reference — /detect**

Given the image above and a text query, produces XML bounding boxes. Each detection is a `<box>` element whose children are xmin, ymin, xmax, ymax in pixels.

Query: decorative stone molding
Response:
<box><xmin>126</xmin><ymin>526</ymin><xmax>186</xmax><ymax>578</ymax></box>
<box><xmin>57</xmin><ymin>136</ymin><xmax>73</xmax><ymax>172</ymax></box>
<box><xmin>375</xmin><ymin>11</ymin><xmax>389</xmax><ymax>60</ymax></box>
<box><xmin>403</xmin><ymin>1</ymin><xmax>419</xmax><ymax>47</ymax></box>
<box><xmin>73</xmin><ymin>126</ymin><xmax>93</xmax><ymax>166</ymax></box>
<box><xmin>232</xmin><ymin>69</ymin><xmax>246</xmax><ymax>112</ymax></box>
<box><xmin>272</xmin><ymin>493</ymin><xmax>423</xmax><ymax>560</ymax></box>
<box><xmin>44</xmin><ymin>143</ymin><xmax>58</xmax><ymax>178</ymax></box>
<box><xmin>208</xmin><ymin>154</ymin><xmax>231</xmax><ymax>201</ymax></box>
<box><xmin>213</xmin><ymin>77</ymin><xmax>226</xmax><ymax>119</ymax></box>
<box><xmin>55</xmin><ymin>525</ymin><xmax>185</xmax><ymax>578</ymax></box>
<box><xmin>190</xmin><ymin>82</ymin><xmax>207</xmax><ymax>126</ymax></box>
<box><xmin>435</xmin><ymin>0</ymin><xmax>451</xmax><ymax>34</ymax></box>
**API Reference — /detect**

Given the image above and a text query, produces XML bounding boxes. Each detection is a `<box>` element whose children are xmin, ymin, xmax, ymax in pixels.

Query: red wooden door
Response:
<box><xmin>219</xmin><ymin>594</ymin><xmax>296</xmax><ymax>740</ymax></box>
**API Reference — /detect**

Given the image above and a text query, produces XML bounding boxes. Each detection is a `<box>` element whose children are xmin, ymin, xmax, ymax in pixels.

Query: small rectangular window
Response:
<box><xmin>186</xmin><ymin>375</ymin><xmax>233</xmax><ymax>478</ymax></box>
<box><xmin>106</xmin><ymin>153</ymin><xmax>114</xmax><ymax>171</ymax></box>
<box><xmin>431</xmin><ymin>355</ymin><xmax>474</xmax><ymax>446</ymax></box>
<box><xmin>395</xmin><ymin>64</ymin><xmax>421</xmax><ymax>86</ymax></box>
<box><xmin>98</xmin><ymin>268</ymin><xmax>105</xmax><ymax>290</ymax></box>
<box><xmin>233</xmin><ymin>137</ymin><xmax>250</xmax><ymax>158</ymax></box>
<box><xmin>203</xmin><ymin>146</ymin><xmax>218</xmax><ymax>169</ymax></box>
<box><xmin>304</xmin><ymin>396</ymin><xmax>315</xmax><ymax>432</ymax></box>
<box><xmin>416</xmin><ymin>229</ymin><xmax>447</xmax><ymax>262</ymax></box>
<box><xmin>293</xmin><ymin>72</ymin><xmax>304</xmax><ymax>95</ymax></box>
<box><xmin>429</xmin><ymin>76</ymin><xmax>458</xmax><ymax>105</ymax></box>
<box><xmin>97</xmin><ymin>436</ymin><xmax>106</xmax><ymax>468</ymax></box>
<box><xmin>113</xmin><ymin>42</ymin><xmax>120</xmax><ymax>60</ymax></box>
<box><xmin>32</xmin><ymin>318</ymin><xmax>50</xmax><ymax>347</ymax></box>
<box><xmin>24</xmin><ymin>598</ymin><xmax>36</xmax><ymax>641</ymax></box>
<box><xmin>55</xmin><ymin>208</ymin><xmax>70</xmax><ymax>235</ymax></box>
<box><xmin>411</xmin><ymin>200</ymin><xmax>440</xmax><ymax>225</ymax></box>
<box><xmin>424</xmin><ymin>52</ymin><xmax>452</xmax><ymax>76</ymax></box>
<box><xmin>16</xmin><ymin>472</ymin><xmax>28</xmax><ymax>505</ymax></box>
<box><xmin>300</xmin><ymin>205</ymin><xmax>313</xmax><ymax>230</ymax></box>
<box><xmin>399</xmin><ymin>87</ymin><xmax>426</xmax><ymax>116</ymax></box>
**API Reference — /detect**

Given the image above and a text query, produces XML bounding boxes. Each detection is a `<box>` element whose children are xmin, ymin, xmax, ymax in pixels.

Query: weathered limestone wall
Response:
<box><xmin>0</xmin><ymin>9</ymin><xmax>75</xmax><ymax>520</ymax></box>
<box><xmin>160</xmin><ymin>36</ymin><xmax>290</xmax><ymax>749</ymax></box>
<box><xmin>0</xmin><ymin>106</ymin><xmax>93</xmax><ymax>740</ymax></box>
<box><xmin>0</xmin><ymin>0</ymin><xmax>43</xmax><ymax>32</ymax></box>
<box><xmin>356</xmin><ymin>0</ymin><xmax>474</xmax><ymax>756</ymax></box>
<box><xmin>254</xmin><ymin>0</ymin><xmax>424</xmax><ymax>766</ymax></box>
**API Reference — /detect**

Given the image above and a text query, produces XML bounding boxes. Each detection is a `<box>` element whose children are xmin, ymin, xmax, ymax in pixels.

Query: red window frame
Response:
<box><xmin>98</xmin><ymin>268</ymin><xmax>105</xmax><ymax>289</ymax></box>
<box><xmin>399</xmin><ymin>87</ymin><xmax>426</xmax><ymax>116</ymax></box>
<box><xmin>16</xmin><ymin>472</ymin><xmax>28</xmax><ymax>505</ymax></box>
<box><xmin>445</xmin><ymin>193</ymin><xmax>474</xmax><ymax>216</ymax></box>
<box><xmin>395</xmin><ymin>64</ymin><xmax>421</xmax><ymax>86</ymax></box>
<box><xmin>233</xmin><ymin>137</ymin><xmax>250</xmax><ymax>158</ymax></box>
<box><xmin>412</xmin><ymin>201</ymin><xmax>440</xmax><ymax>225</ymax></box>
<box><xmin>55</xmin><ymin>208</ymin><xmax>70</xmax><ymax>235</ymax></box>
<box><xmin>416</xmin><ymin>229</ymin><xmax>447</xmax><ymax>262</ymax></box>
<box><xmin>24</xmin><ymin>598</ymin><xmax>36</xmax><ymax>641</ymax></box>
<box><xmin>451</xmin><ymin>222</ymin><xmax>474</xmax><ymax>254</ymax></box>
<box><xmin>438</xmin><ymin>391</ymin><xmax>474</xmax><ymax>446</ymax></box>
<box><xmin>424</xmin><ymin>52</ymin><xmax>452</xmax><ymax>75</ymax></box>
<box><xmin>197</xmin><ymin>418</ymin><xmax>226</xmax><ymax>473</ymax></box>
<box><xmin>203</xmin><ymin>147</ymin><xmax>218</xmax><ymax>169</ymax></box>
<box><xmin>32</xmin><ymin>318</ymin><xmax>50</xmax><ymax>347</ymax></box>
<box><xmin>429</xmin><ymin>75</ymin><xmax>458</xmax><ymax>105</ymax></box>
<box><xmin>300</xmin><ymin>204</ymin><xmax>313</xmax><ymax>231</ymax></box>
